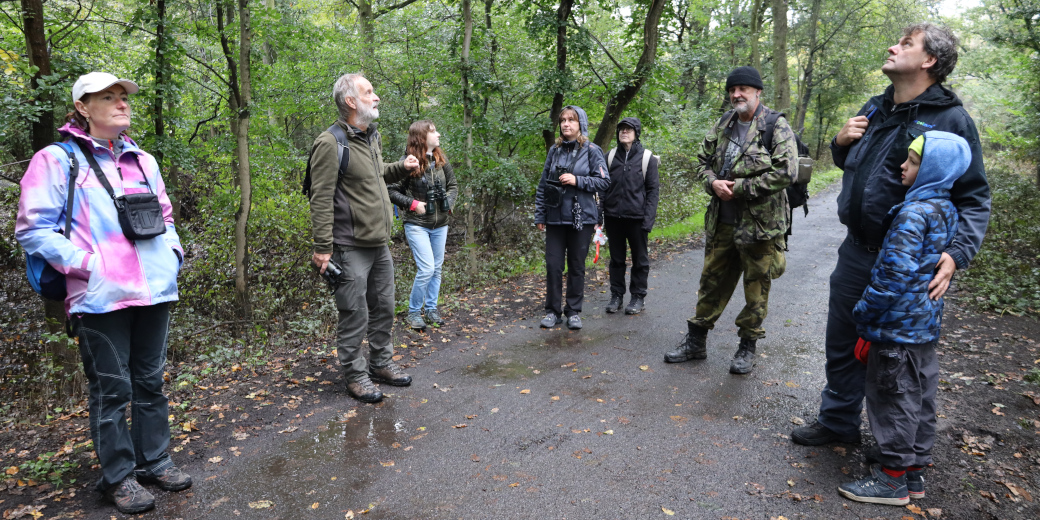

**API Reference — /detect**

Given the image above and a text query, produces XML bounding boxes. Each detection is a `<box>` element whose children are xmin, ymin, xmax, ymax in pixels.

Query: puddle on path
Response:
<box><xmin>462</xmin><ymin>332</ymin><xmax>610</xmax><ymax>381</ymax></box>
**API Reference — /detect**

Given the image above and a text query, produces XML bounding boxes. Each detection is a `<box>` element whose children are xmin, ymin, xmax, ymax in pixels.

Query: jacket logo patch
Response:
<box><xmin>913</xmin><ymin>120</ymin><xmax>935</xmax><ymax>129</ymax></box>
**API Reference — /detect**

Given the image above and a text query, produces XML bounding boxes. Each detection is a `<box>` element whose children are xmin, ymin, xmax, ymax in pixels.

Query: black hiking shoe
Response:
<box><xmin>605</xmin><ymin>294</ymin><xmax>623</xmax><ymax>314</ymax></box>
<box><xmin>104</xmin><ymin>475</ymin><xmax>155</xmax><ymax>515</ymax></box>
<box><xmin>791</xmin><ymin>419</ymin><xmax>862</xmax><ymax>446</ymax></box>
<box><xmin>664</xmin><ymin>322</ymin><xmax>708</xmax><ymax>363</ymax></box>
<box><xmin>624</xmin><ymin>297</ymin><xmax>644</xmax><ymax>315</ymax></box>
<box><xmin>729</xmin><ymin>338</ymin><xmax>757</xmax><ymax>374</ymax></box>
<box><xmin>136</xmin><ymin>464</ymin><xmax>192</xmax><ymax>492</ymax></box>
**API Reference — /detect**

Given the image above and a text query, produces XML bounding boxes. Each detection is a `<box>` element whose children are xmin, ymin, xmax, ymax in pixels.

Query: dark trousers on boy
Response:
<box><xmin>544</xmin><ymin>224</ymin><xmax>595</xmax><ymax>316</ymax></box>
<box><xmin>865</xmin><ymin>341</ymin><xmax>939</xmax><ymax>469</ymax></box>
<box><xmin>604</xmin><ymin>216</ymin><xmax>649</xmax><ymax>299</ymax></box>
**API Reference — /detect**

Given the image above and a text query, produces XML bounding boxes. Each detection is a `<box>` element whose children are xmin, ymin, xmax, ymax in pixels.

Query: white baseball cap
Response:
<box><xmin>71</xmin><ymin>72</ymin><xmax>140</xmax><ymax>103</ymax></box>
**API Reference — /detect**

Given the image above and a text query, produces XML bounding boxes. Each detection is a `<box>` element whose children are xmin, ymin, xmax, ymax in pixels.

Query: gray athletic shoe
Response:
<box><xmin>540</xmin><ymin>312</ymin><xmax>562</xmax><ymax>328</ymax></box>
<box><xmin>424</xmin><ymin>308</ymin><xmax>445</xmax><ymax>327</ymax></box>
<box><xmin>407</xmin><ymin>312</ymin><xmax>426</xmax><ymax>331</ymax></box>
<box><xmin>567</xmin><ymin>315</ymin><xmax>582</xmax><ymax>330</ymax></box>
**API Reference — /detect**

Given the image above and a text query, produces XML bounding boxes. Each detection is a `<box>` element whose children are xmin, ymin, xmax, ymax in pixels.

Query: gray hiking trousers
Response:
<box><xmin>332</xmin><ymin>245</ymin><xmax>396</xmax><ymax>381</ymax></box>
<box><xmin>864</xmin><ymin>341</ymin><xmax>939</xmax><ymax>469</ymax></box>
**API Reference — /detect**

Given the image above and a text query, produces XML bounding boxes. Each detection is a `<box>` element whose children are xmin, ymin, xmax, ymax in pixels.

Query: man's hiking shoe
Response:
<box><xmin>370</xmin><ymin>362</ymin><xmax>412</xmax><ymax>387</ymax></box>
<box><xmin>729</xmin><ymin>338</ymin><xmax>756</xmax><ymax>374</ymax></box>
<box><xmin>567</xmin><ymin>315</ymin><xmax>583</xmax><ymax>330</ymax></box>
<box><xmin>346</xmin><ymin>376</ymin><xmax>383</xmax><ymax>403</ymax></box>
<box><xmin>838</xmin><ymin>464</ymin><xmax>910</xmax><ymax>506</ymax></box>
<box><xmin>791</xmin><ymin>420</ymin><xmax>862</xmax><ymax>446</ymax></box>
<box><xmin>624</xmin><ymin>297</ymin><xmax>644</xmax><ymax>315</ymax></box>
<box><xmin>540</xmin><ymin>313</ymin><xmax>562</xmax><ymax>328</ymax></box>
<box><xmin>104</xmin><ymin>475</ymin><xmax>155</xmax><ymax>515</ymax></box>
<box><xmin>605</xmin><ymin>294</ymin><xmax>623</xmax><ymax>314</ymax></box>
<box><xmin>664</xmin><ymin>323</ymin><xmax>708</xmax><ymax>363</ymax></box>
<box><xmin>424</xmin><ymin>308</ymin><xmax>445</xmax><ymax>327</ymax></box>
<box><xmin>863</xmin><ymin>446</ymin><xmax>925</xmax><ymax>498</ymax></box>
<box><xmin>136</xmin><ymin>464</ymin><xmax>192</xmax><ymax>492</ymax></box>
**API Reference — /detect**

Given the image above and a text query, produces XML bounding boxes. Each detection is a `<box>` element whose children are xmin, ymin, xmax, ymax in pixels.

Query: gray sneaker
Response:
<box><xmin>407</xmin><ymin>312</ymin><xmax>426</xmax><ymax>331</ymax></box>
<box><xmin>540</xmin><ymin>312</ymin><xmax>562</xmax><ymax>328</ymax></box>
<box><xmin>567</xmin><ymin>315</ymin><xmax>582</xmax><ymax>330</ymax></box>
<box><xmin>424</xmin><ymin>308</ymin><xmax>445</xmax><ymax>327</ymax></box>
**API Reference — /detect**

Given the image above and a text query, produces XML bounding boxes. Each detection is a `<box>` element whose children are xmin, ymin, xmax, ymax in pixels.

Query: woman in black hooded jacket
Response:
<box><xmin>601</xmin><ymin>117</ymin><xmax>660</xmax><ymax>315</ymax></box>
<box><xmin>534</xmin><ymin>105</ymin><xmax>610</xmax><ymax>330</ymax></box>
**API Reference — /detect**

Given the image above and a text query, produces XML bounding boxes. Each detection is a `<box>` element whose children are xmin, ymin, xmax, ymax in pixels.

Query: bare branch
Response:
<box><xmin>571</xmin><ymin>12</ymin><xmax>625</xmax><ymax>73</ymax></box>
<box><xmin>189</xmin><ymin>99</ymin><xmax>224</xmax><ymax>143</ymax></box>
<box><xmin>373</xmin><ymin>0</ymin><xmax>422</xmax><ymax>18</ymax></box>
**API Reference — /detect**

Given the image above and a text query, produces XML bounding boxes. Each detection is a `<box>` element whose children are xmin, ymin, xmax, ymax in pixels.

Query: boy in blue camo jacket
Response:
<box><xmin>838</xmin><ymin>131</ymin><xmax>972</xmax><ymax>506</ymax></box>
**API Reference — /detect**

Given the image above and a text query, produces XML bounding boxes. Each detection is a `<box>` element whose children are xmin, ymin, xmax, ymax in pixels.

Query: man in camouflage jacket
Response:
<box><xmin>665</xmin><ymin>66</ymin><xmax>797</xmax><ymax>375</ymax></box>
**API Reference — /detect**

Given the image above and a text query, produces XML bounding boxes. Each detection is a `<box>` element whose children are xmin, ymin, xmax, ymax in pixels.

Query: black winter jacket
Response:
<box><xmin>831</xmin><ymin>83</ymin><xmax>991</xmax><ymax>269</ymax></box>
<box><xmin>534</xmin><ymin>106</ymin><xmax>610</xmax><ymax>227</ymax></box>
<box><xmin>603</xmin><ymin>132</ymin><xmax>660</xmax><ymax>231</ymax></box>
<box><xmin>387</xmin><ymin>161</ymin><xmax>458</xmax><ymax>229</ymax></box>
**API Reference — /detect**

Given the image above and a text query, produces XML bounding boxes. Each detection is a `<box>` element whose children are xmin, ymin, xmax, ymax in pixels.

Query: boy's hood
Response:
<box><xmin>562</xmin><ymin>105</ymin><xmax>590</xmax><ymax>137</ymax></box>
<box><xmin>907</xmin><ymin>130</ymin><xmax>970</xmax><ymax>202</ymax></box>
<box><xmin>616</xmin><ymin>116</ymin><xmax>642</xmax><ymax>141</ymax></box>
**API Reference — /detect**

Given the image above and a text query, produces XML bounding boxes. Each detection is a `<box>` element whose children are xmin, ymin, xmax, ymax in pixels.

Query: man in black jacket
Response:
<box><xmin>792</xmin><ymin>23</ymin><xmax>991</xmax><ymax>446</ymax></box>
<box><xmin>602</xmin><ymin>117</ymin><xmax>660</xmax><ymax>315</ymax></box>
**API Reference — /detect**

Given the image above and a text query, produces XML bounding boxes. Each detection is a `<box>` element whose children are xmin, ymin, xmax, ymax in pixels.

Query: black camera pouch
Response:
<box><xmin>544</xmin><ymin>181</ymin><xmax>564</xmax><ymax>208</ymax></box>
<box><xmin>78</xmin><ymin>142</ymin><xmax>167</xmax><ymax>241</ymax></box>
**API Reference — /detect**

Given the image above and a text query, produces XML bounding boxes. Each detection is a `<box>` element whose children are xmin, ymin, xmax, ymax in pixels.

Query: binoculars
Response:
<box><xmin>321</xmin><ymin>259</ymin><xmax>343</xmax><ymax>292</ymax></box>
<box><xmin>426</xmin><ymin>180</ymin><xmax>450</xmax><ymax>213</ymax></box>
<box><xmin>549</xmin><ymin>165</ymin><xmax>568</xmax><ymax>185</ymax></box>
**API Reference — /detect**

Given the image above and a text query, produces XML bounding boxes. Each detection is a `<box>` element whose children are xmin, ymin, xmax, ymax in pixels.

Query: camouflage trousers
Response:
<box><xmin>689</xmin><ymin>223</ymin><xmax>778</xmax><ymax>340</ymax></box>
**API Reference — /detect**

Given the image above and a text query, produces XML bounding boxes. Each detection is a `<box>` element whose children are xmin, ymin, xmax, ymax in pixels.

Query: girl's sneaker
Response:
<box><xmin>424</xmin><ymin>308</ymin><xmax>445</xmax><ymax>327</ymax></box>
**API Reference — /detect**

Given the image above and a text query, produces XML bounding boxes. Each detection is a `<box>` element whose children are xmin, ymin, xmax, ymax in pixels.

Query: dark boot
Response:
<box><xmin>605</xmin><ymin>294</ymin><xmax>623</xmax><ymax>314</ymax></box>
<box><xmin>729</xmin><ymin>338</ymin><xmax>757</xmax><ymax>374</ymax></box>
<box><xmin>664</xmin><ymin>322</ymin><xmax>708</xmax><ymax>363</ymax></box>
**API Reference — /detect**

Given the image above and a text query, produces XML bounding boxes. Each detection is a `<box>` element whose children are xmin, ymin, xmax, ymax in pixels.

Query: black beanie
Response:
<box><xmin>725</xmin><ymin>66</ymin><xmax>763</xmax><ymax>91</ymax></box>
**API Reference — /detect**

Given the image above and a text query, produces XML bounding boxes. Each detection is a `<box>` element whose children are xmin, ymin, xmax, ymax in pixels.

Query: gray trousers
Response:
<box><xmin>865</xmin><ymin>341</ymin><xmax>939</xmax><ymax>469</ymax></box>
<box><xmin>333</xmin><ymin>246</ymin><xmax>395</xmax><ymax>381</ymax></box>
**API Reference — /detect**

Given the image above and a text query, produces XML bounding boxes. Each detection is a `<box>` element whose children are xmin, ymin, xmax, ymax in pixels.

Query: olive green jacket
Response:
<box><xmin>308</xmin><ymin>121</ymin><xmax>411</xmax><ymax>252</ymax></box>
<box><xmin>696</xmin><ymin>105</ymin><xmax>797</xmax><ymax>245</ymax></box>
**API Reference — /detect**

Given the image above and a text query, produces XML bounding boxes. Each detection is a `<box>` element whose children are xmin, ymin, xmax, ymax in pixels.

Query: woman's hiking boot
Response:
<box><xmin>605</xmin><ymin>294</ymin><xmax>623</xmax><ymax>314</ymax></box>
<box><xmin>729</xmin><ymin>338</ymin><xmax>757</xmax><ymax>374</ymax></box>
<box><xmin>664</xmin><ymin>323</ymin><xmax>708</xmax><ymax>363</ymax></box>
<box><xmin>424</xmin><ymin>308</ymin><xmax>445</xmax><ymax>327</ymax></box>
<box><xmin>104</xmin><ymin>475</ymin><xmax>155</xmax><ymax>514</ymax></box>
<box><xmin>407</xmin><ymin>312</ymin><xmax>426</xmax><ymax>331</ymax></box>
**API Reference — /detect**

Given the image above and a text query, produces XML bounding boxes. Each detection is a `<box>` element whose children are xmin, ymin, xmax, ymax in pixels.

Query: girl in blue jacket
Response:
<box><xmin>839</xmin><ymin>131</ymin><xmax>970</xmax><ymax>506</ymax></box>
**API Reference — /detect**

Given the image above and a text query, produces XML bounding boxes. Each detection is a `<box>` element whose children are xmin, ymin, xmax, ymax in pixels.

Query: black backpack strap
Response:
<box><xmin>53</xmin><ymin>142</ymin><xmax>79</xmax><ymax>238</ymax></box>
<box><xmin>303</xmin><ymin>124</ymin><xmax>351</xmax><ymax>196</ymax></box>
<box><xmin>761</xmin><ymin>110</ymin><xmax>784</xmax><ymax>154</ymax></box>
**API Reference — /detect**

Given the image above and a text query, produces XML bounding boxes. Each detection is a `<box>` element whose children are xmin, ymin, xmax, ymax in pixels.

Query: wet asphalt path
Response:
<box><xmin>118</xmin><ymin>184</ymin><xmax>901</xmax><ymax>519</ymax></box>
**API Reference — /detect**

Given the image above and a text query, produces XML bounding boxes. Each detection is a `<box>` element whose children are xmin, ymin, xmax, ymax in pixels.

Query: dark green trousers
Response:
<box><xmin>689</xmin><ymin>223</ymin><xmax>777</xmax><ymax>340</ymax></box>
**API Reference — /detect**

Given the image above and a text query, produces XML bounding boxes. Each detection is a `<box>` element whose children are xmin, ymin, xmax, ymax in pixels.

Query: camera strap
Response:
<box><xmin>75</xmin><ymin>141</ymin><xmax>154</xmax><ymax>200</ymax></box>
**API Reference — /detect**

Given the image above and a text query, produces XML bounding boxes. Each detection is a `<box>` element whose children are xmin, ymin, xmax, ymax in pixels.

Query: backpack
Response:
<box><xmin>606</xmin><ymin>147</ymin><xmax>659</xmax><ymax>180</ymax></box>
<box><xmin>25</xmin><ymin>142</ymin><xmax>79</xmax><ymax>301</ymax></box>
<box><xmin>302</xmin><ymin>124</ymin><xmax>350</xmax><ymax>197</ymax></box>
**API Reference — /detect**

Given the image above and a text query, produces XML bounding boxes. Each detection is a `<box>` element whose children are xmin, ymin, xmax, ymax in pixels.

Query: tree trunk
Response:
<box><xmin>771</xmin><ymin>0</ymin><xmax>790</xmax><ymax>112</ymax></box>
<box><xmin>793</xmin><ymin>0</ymin><xmax>822</xmax><ymax>133</ymax></box>
<box><xmin>21</xmin><ymin>0</ymin><xmax>54</xmax><ymax>153</ymax></box>
<box><xmin>592</xmin><ymin>0</ymin><xmax>667</xmax><ymax>148</ymax></box>
<box><xmin>262</xmin><ymin>0</ymin><xmax>279</xmax><ymax>128</ymax></box>
<box><xmin>358</xmin><ymin>0</ymin><xmax>375</xmax><ymax>60</ymax></box>
<box><xmin>234</xmin><ymin>0</ymin><xmax>253</xmax><ymax>321</ymax></box>
<box><xmin>461</xmin><ymin>0</ymin><xmax>478</xmax><ymax>276</ymax></box>
<box><xmin>749</xmin><ymin>0</ymin><xmax>764</xmax><ymax>70</ymax></box>
<box><xmin>541</xmin><ymin>0</ymin><xmax>574</xmax><ymax>152</ymax></box>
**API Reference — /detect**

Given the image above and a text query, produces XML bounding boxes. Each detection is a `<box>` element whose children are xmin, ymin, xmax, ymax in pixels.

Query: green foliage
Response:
<box><xmin>1026</xmin><ymin>368</ymin><xmax>1040</xmax><ymax>385</ymax></box>
<box><xmin>959</xmin><ymin>161</ymin><xmax>1040</xmax><ymax>316</ymax></box>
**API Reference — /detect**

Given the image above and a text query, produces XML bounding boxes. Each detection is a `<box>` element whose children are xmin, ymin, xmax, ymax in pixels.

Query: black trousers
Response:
<box><xmin>604</xmin><ymin>216</ymin><xmax>650</xmax><ymax>298</ymax></box>
<box><xmin>544</xmin><ymin>224</ymin><xmax>595</xmax><ymax>316</ymax></box>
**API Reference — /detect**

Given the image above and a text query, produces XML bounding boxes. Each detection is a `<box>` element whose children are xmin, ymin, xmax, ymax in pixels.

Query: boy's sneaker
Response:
<box><xmin>104</xmin><ymin>475</ymin><xmax>155</xmax><ymax>514</ymax></box>
<box><xmin>862</xmin><ymin>447</ymin><xmax>925</xmax><ymax>498</ymax></box>
<box><xmin>605</xmin><ymin>294</ymin><xmax>623</xmax><ymax>314</ymax></box>
<box><xmin>406</xmin><ymin>312</ymin><xmax>426</xmax><ymax>331</ymax></box>
<box><xmin>540</xmin><ymin>312</ymin><xmax>562</xmax><ymax>328</ymax></box>
<box><xmin>424</xmin><ymin>308</ymin><xmax>445</xmax><ymax>327</ymax></box>
<box><xmin>567</xmin><ymin>315</ymin><xmax>582</xmax><ymax>330</ymax></box>
<box><xmin>136</xmin><ymin>464</ymin><xmax>192</xmax><ymax>491</ymax></box>
<box><xmin>837</xmin><ymin>464</ymin><xmax>910</xmax><ymax>506</ymax></box>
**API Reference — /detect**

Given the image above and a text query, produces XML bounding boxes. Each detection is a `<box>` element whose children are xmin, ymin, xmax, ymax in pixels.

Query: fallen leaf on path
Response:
<box><xmin>551</xmin><ymin>396</ymin><xmax>560</xmax><ymax>401</ymax></box>
<box><xmin>661</xmin><ymin>506</ymin><xmax>675</xmax><ymax>515</ymax></box>
<box><xmin>208</xmin><ymin>456</ymin><xmax>223</xmax><ymax>463</ymax></box>
<box><xmin>380</xmin><ymin>460</ymin><xmax>395</xmax><ymax>467</ymax></box>
<box><xmin>233</xmin><ymin>431</ymin><xmax>249</xmax><ymax>441</ymax></box>
<box><xmin>639</xmin><ymin>365</ymin><xmax>649</xmax><ymax>371</ymax></box>
<box><xmin>832</xmin><ymin>446</ymin><xmax>846</xmax><ymax>456</ymax></box>
<box><xmin>520</xmin><ymin>389</ymin><xmax>530</xmax><ymax>394</ymax></box>
<box><xmin>925</xmin><ymin>508</ymin><xmax>942</xmax><ymax>517</ymax></box>
<box><xmin>785</xmin><ymin>381</ymin><xmax>800</xmax><ymax>387</ymax></box>
<box><xmin>5</xmin><ymin>466</ymin><xmax>17</xmax><ymax>475</ymax></box>
<box><xmin>787</xmin><ymin>479</ymin><xmax>795</xmax><ymax>487</ymax></box>
<box><xmin>1003</xmin><ymin>481</ymin><xmax>1033</xmax><ymax>502</ymax></box>
<box><xmin>906</xmin><ymin>504</ymin><xmax>923</xmax><ymax>514</ymax></box>
<box><xmin>471</xmin><ymin>454</ymin><xmax>480</xmax><ymax>462</ymax></box>
<box><xmin>453</xmin><ymin>424</ymin><xmax>467</xmax><ymax>429</ymax></box>
<box><xmin>790</xmin><ymin>417</ymin><xmax>805</xmax><ymax>425</ymax></box>
<box><xmin>311</xmin><ymin>502</ymin><xmax>320</xmax><ymax>509</ymax></box>
<box><xmin>248</xmin><ymin>500</ymin><xmax>274</xmax><ymax>509</ymax></box>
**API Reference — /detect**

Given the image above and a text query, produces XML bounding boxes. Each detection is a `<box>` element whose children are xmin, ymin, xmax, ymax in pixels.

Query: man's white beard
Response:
<box><xmin>356</xmin><ymin>104</ymin><xmax>379</xmax><ymax>126</ymax></box>
<box><xmin>734</xmin><ymin>100</ymin><xmax>751</xmax><ymax>115</ymax></box>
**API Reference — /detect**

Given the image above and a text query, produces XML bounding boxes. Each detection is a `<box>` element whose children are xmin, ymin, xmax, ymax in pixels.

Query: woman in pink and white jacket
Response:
<box><xmin>16</xmin><ymin>72</ymin><xmax>189</xmax><ymax>515</ymax></box>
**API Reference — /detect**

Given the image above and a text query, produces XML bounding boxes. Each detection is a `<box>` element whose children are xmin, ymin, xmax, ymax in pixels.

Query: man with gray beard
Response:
<box><xmin>308</xmin><ymin>73</ymin><xmax>420</xmax><ymax>403</ymax></box>
<box><xmin>665</xmin><ymin>66</ymin><xmax>797</xmax><ymax>375</ymax></box>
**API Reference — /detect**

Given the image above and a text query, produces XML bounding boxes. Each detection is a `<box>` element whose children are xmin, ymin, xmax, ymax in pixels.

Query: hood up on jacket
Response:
<box><xmin>561</xmin><ymin>105</ymin><xmax>590</xmax><ymax>138</ymax></box>
<box><xmin>616</xmin><ymin>117</ymin><xmax>642</xmax><ymax>141</ymax></box>
<box><xmin>907</xmin><ymin>130</ymin><xmax>970</xmax><ymax>203</ymax></box>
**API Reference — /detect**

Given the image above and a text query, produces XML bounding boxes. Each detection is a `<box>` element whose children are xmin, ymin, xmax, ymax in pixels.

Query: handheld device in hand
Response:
<box><xmin>322</xmin><ymin>259</ymin><xmax>343</xmax><ymax>292</ymax></box>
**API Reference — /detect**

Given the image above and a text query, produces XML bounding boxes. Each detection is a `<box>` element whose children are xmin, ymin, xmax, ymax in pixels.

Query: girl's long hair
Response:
<box><xmin>406</xmin><ymin>120</ymin><xmax>447</xmax><ymax>178</ymax></box>
<box><xmin>554</xmin><ymin>107</ymin><xmax>587</xmax><ymax>147</ymax></box>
